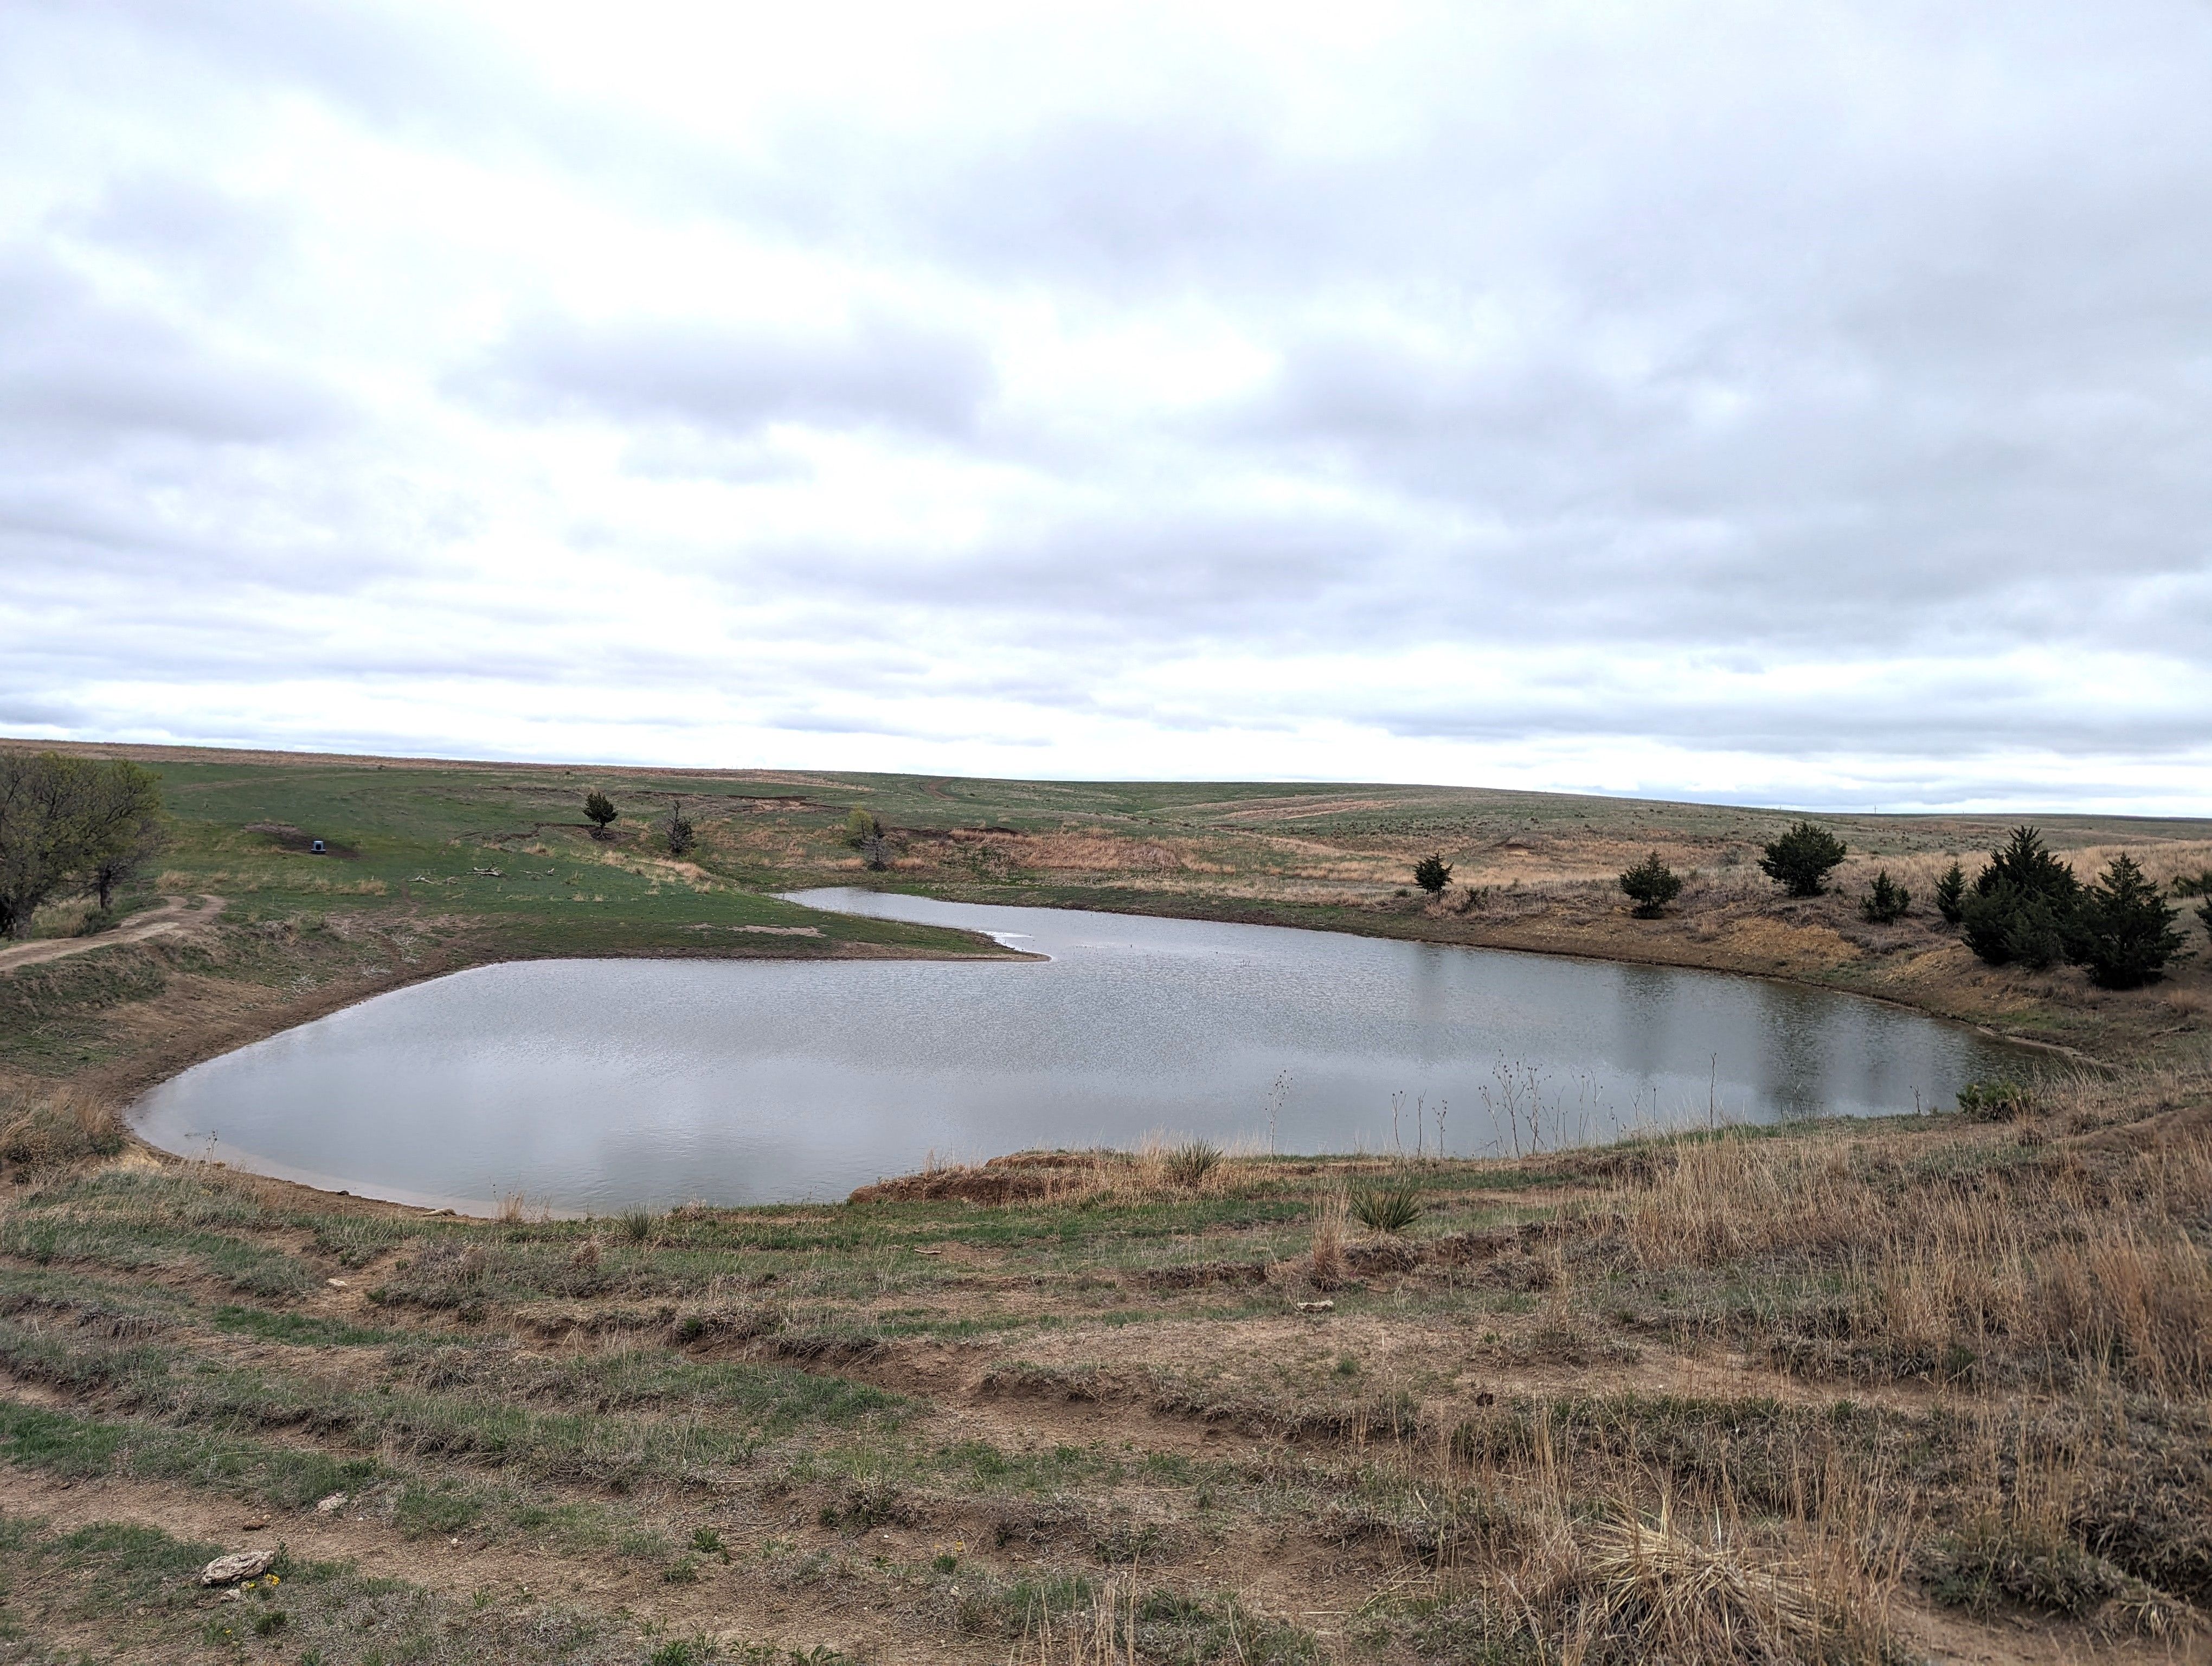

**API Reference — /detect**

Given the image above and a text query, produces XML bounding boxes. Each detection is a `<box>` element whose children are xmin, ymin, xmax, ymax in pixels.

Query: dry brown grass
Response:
<box><xmin>1600</xmin><ymin>1068</ymin><xmax>2212</xmax><ymax>1391</ymax></box>
<box><xmin>847</xmin><ymin>1138</ymin><xmax>1262</xmax><ymax>1207</ymax></box>
<box><xmin>1501</xmin><ymin>1493</ymin><xmax>1895</xmax><ymax>1665</ymax></box>
<box><xmin>0</xmin><ymin>1085</ymin><xmax>124</xmax><ymax>1169</ymax></box>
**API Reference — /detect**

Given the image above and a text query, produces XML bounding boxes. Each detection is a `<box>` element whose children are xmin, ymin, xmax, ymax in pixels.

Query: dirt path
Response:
<box><xmin>0</xmin><ymin>1460</ymin><xmax>933</xmax><ymax>1661</ymax></box>
<box><xmin>0</xmin><ymin>895</ymin><xmax>223</xmax><ymax>975</ymax></box>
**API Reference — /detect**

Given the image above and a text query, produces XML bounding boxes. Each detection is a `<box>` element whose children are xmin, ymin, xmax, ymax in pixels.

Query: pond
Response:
<box><xmin>132</xmin><ymin>889</ymin><xmax>2024</xmax><ymax>1214</ymax></box>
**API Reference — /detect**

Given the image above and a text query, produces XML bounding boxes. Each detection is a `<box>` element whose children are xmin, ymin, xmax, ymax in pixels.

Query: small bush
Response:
<box><xmin>1413</xmin><ymin>854</ymin><xmax>1452</xmax><ymax>895</ymax></box>
<box><xmin>616</xmin><ymin>1208</ymin><xmax>657</xmax><ymax>1244</ymax></box>
<box><xmin>844</xmin><ymin>809</ymin><xmax>889</xmax><ymax>870</ymax></box>
<box><xmin>1617</xmin><ymin>853</ymin><xmax>1683</xmax><ymax>918</ymax></box>
<box><xmin>1349</xmin><ymin>1176</ymin><xmax>1424</xmax><ymax>1234</ymax></box>
<box><xmin>1758</xmin><ymin>821</ymin><xmax>1847</xmax><ymax>897</ymax></box>
<box><xmin>1162</xmin><ymin>1140</ymin><xmax>1220</xmax><ymax>1188</ymax></box>
<box><xmin>583</xmin><ymin>791</ymin><xmax>618</xmax><ymax>839</ymax></box>
<box><xmin>1955</xmin><ymin>1080</ymin><xmax>2032</xmax><ymax>1121</ymax></box>
<box><xmin>1859</xmin><ymin>869</ymin><xmax>1911</xmax><ymax>923</ymax></box>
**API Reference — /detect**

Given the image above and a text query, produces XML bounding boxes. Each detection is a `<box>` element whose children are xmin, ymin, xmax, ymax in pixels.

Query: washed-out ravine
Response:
<box><xmin>133</xmin><ymin>889</ymin><xmax>2024</xmax><ymax>1214</ymax></box>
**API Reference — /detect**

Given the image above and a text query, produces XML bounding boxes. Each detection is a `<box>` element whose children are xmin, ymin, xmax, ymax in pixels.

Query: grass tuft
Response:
<box><xmin>1162</xmin><ymin>1139</ymin><xmax>1221</xmax><ymax>1189</ymax></box>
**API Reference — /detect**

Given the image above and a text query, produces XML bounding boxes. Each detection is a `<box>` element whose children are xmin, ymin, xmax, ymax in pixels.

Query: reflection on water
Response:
<box><xmin>132</xmin><ymin>889</ymin><xmax>2023</xmax><ymax>1213</ymax></box>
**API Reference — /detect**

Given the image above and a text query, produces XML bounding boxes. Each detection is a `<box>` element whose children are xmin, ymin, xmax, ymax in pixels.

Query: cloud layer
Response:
<box><xmin>3</xmin><ymin>1</ymin><xmax>2209</xmax><ymax>809</ymax></box>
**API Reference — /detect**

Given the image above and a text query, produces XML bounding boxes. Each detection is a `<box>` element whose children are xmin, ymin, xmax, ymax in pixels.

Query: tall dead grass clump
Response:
<box><xmin>1162</xmin><ymin>1138</ymin><xmax>1222</xmax><ymax>1189</ymax></box>
<box><xmin>2035</xmin><ymin>1224</ymin><xmax>2212</xmax><ymax>1393</ymax></box>
<box><xmin>1619</xmin><ymin>1135</ymin><xmax>1878</xmax><ymax>1268</ymax></box>
<box><xmin>0</xmin><ymin>1085</ymin><xmax>125</xmax><ymax>1169</ymax></box>
<box><xmin>1490</xmin><ymin>1490</ymin><xmax>1901</xmax><ymax>1664</ymax></box>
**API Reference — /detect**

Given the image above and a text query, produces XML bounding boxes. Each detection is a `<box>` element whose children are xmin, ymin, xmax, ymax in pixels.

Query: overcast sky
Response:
<box><xmin>4</xmin><ymin>2</ymin><xmax>2209</xmax><ymax>811</ymax></box>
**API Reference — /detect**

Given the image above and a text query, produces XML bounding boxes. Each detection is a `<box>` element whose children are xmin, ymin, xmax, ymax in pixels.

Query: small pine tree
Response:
<box><xmin>1933</xmin><ymin>861</ymin><xmax>1966</xmax><ymax>925</ymax></box>
<box><xmin>1758</xmin><ymin>821</ymin><xmax>1847</xmax><ymax>897</ymax></box>
<box><xmin>1961</xmin><ymin>886</ymin><xmax>2070</xmax><ymax>969</ymax></box>
<box><xmin>1977</xmin><ymin>826</ymin><xmax>2077</xmax><ymax>899</ymax></box>
<box><xmin>1960</xmin><ymin>828</ymin><xmax>2080</xmax><ymax>969</ymax></box>
<box><xmin>583</xmin><ymin>790</ymin><xmax>618</xmax><ymax>840</ymax></box>
<box><xmin>2074</xmin><ymin>853</ymin><xmax>2188</xmax><ymax>989</ymax></box>
<box><xmin>2199</xmin><ymin>895</ymin><xmax>2212</xmax><ymax>938</ymax></box>
<box><xmin>1412</xmin><ymin>854</ymin><xmax>1452</xmax><ymax>895</ymax></box>
<box><xmin>1618</xmin><ymin>852</ymin><xmax>1683</xmax><ymax>918</ymax></box>
<box><xmin>665</xmin><ymin>800</ymin><xmax>696</xmax><ymax>857</ymax></box>
<box><xmin>1860</xmin><ymin>870</ymin><xmax>1911</xmax><ymax>924</ymax></box>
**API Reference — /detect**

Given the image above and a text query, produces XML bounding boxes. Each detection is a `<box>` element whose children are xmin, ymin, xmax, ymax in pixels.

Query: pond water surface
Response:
<box><xmin>132</xmin><ymin>889</ymin><xmax>2022</xmax><ymax>1213</ymax></box>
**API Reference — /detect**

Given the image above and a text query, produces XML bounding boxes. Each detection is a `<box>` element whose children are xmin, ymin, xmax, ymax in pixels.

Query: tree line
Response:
<box><xmin>0</xmin><ymin>752</ymin><xmax>166</xmax><ymax>939</ymax></box>
<box><xmin>1413</xmin><ymin>816</ymin><xmax>2203</xmax><ymax>990</ymax></box>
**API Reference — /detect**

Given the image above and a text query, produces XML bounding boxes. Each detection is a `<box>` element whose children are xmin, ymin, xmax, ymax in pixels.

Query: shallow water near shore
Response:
<box><xmin>133</xmin><ymin>889</ymin><xmax>2024</xmax><ymax>1213</ymax></box>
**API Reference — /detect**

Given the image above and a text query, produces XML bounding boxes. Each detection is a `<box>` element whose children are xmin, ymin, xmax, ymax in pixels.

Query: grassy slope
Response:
<box><xmin>0</xmin><ymin>749</ymin><xmax>1009</xmax><ymax>1099</ymax></box>
<box><xmin>0</xmin><ymin>1077</ymin><xmax>2204</xmax><ymax>1663</ymax></box>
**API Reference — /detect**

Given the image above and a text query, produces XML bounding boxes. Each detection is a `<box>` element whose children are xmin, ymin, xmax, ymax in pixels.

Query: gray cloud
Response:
<box><xmin>0</xmin><ymin>249</ymin><xmax>338</xmax><ymax>444</ymax></box>
<box><xmin>0</xmin><ymin>2</ymin><xmax>2207</xmax><ymax>805</ymax></box>
<box><xmin>465</xmin><ymin>309</ymin><xmax>996</xmax><ymax>441</ymax></box>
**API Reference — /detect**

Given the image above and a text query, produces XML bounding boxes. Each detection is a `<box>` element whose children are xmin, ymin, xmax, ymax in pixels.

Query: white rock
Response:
<box><xmin>201</xmin><ymin>1547</ymin><xmax>277</xmax><ymax>1586</ymax></box>
<box><xmin>314</xmin><ymin>1491</ymin><xmax>349</xmax><ymax>1514</ymax></box>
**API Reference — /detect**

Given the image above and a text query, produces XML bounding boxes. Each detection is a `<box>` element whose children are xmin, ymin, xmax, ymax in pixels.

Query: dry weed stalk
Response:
<box><xmin>1012</xmin><ymin>1573</ymin><xmax>1140</xmax><ymax>1665</ymax></box>
<box><xmin>1310</xmin><ymin>1188</ymin><xmax>1347</xmax><ymax>1287</ymax></box>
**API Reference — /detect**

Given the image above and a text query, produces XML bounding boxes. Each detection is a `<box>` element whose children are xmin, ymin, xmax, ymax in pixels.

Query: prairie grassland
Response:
<box><xmin>3</xmin><ymin>742</ymin><xmax>2209</xmax><ymax>1660</ymax></box>
<box><xmin>3</xmin><ymin>741</ymin><xmax>2208</xmax><ymax>1104</ymax></box>
<box><xmin>0</xmin><ymin>1062</ymin><xmax>2204</xmax><ymax>1662</ymax></box>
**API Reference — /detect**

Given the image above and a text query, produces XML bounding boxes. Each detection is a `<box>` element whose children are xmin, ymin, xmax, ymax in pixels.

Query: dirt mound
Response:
<box><xmin>1136</xmin><ymin>1260</ymin><xmax>1269</xmax><ymax>1291</ymax></box>
<box><xmin>847</xmin><ymin>1150</ymin><xmax>1097</xmax><ymax>1204</ymax></box>
<box><xmin>245</xmin><ymin>822</ymin><xmax>359</xmax><ymax>858</ymax></box>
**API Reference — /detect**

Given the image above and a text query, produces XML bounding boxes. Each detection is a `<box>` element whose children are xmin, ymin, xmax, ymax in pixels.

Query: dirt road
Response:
<box><xmin>0</xmin><ymin>895</ymin><xmax>222</xmax><ymax>975</ymax></box>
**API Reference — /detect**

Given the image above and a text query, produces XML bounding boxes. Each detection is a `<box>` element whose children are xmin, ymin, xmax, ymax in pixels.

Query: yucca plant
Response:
<box><xmin>1349</xmin><ymin>1174</ymin><xmax>1424</xmax><ymax>1234</ymax></box>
